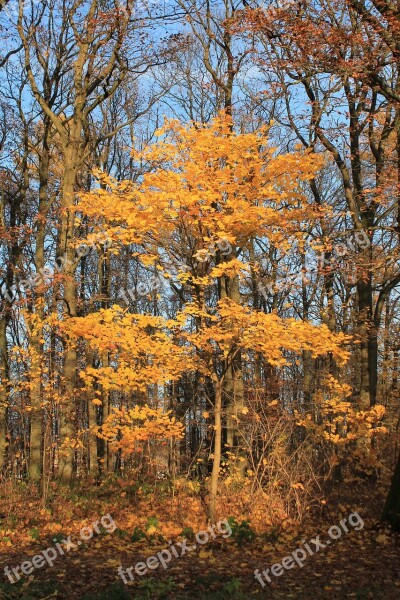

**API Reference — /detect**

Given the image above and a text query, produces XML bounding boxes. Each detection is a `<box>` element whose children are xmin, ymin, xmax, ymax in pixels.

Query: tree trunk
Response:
<box><xmin>219</xmin><ymin>254</ymin><xmax>244</xmax><ymax>450</ymax></box>
<box><xmin>209</xmin><ymin>379</ymin><xmax>222</xmax><ymax>523</ymax></box>
<box><xmin>88</xmin><ymin>395</ymin><xmax>99</xmax><ymax>477</ymax></box>
<box><xmin>382</xmin><ymin>449</ymin><xmax>400</xmax><ymax>530</ymax></box>
<box><xmin>57</xmin><ymin>154</ymin><xmax>79</xmax><ymax>483</ymax></box>
<box><xmin>0</xmin><ymin>317</ymin><xmax>8</xmax><ymax>473</ymax></box>
<box><xmin>98</xmin><ymin>247</ymin><xmax>111</xmax><ymax>472</ymax></box>
<box><xmin>29</xmin><ymin>125</ymin><xmax>51</xmax><ymax>482</ymax></box>
<box><xmin>357</xmin><ymin>275</ymin><xmax>374</xmax><ymax>409</ymax></box>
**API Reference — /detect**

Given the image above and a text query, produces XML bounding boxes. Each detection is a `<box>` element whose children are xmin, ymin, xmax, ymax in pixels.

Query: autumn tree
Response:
<box><xmin>74</xmin><ymin>113</ymin><xmax>354</xmax><ymax>519</ymax></box>
<box><xmin>173</xmin><ymin>0</ymin><xmax>258</xmax><ymax>451</ymax></box>
<box><xmin>11</xmin><ymin>0</ymin><xmax>178</xmax><ymax>482</ymax></box>
<box><xmin>242</xmin><ymin>0</ymin><xmax>400</xmax><ymax>410</ymax></box>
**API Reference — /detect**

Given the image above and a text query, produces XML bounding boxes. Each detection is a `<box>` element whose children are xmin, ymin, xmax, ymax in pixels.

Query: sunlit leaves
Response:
<box><xmin>97</xmin><ymin>406</ymin><xmax>184</xmax><ymax>458</ymax></box>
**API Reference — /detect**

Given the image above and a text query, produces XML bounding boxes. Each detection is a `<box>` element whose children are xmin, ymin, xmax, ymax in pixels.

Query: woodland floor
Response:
<box><xmin>0</xmin><ymin>481</ymin><xmax>399</xmax><ymax>600</ymax></box>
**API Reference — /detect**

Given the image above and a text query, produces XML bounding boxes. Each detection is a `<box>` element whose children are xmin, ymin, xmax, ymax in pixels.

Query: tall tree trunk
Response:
<box><xmin>357</xmin><ymin>275</ymin><xmax>374</xmax><ymax>409</ymax></box>
<box><xmin>98</xmin><ymin>246</ymin><xmax>111</xmax><ymax>472</ymax></box>
<box><xmin>382</xmin><ymin>449</ymin><xmax>400</xmax><ymax>530</ymax></box>
<box><xmin>219</xmin><ymin>263</ymin><xmax>245</xmax><ymax>451</ymax></box>
<box><xmin>0</xmin><ymin>316</ymin><xmax>8</xmax><ymax>473</ymax></box>
<box><xmin>88</xmin><ymin>394</ymin><xmax>99</xmax><ymax>477</ymax></box>
<box><xmin>209</xmin><ymin>378</ymin><xmax>222</xmax><ymax>523</ymax></box>
<box><xmin>57</xmin><ymin>152</ymin><xmax>80</xmax><ymax>483</ymax></box>
<box><xmin>29</xmin><ymin>122</ymin><xmax>51</xmax><ymax>482</ymax></box>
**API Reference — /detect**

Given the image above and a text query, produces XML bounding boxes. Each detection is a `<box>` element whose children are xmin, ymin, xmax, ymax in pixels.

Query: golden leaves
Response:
<box><xmin>184</xmin><ymin>297</ymin><xmax>350</xmax><ymax>369</ymax></box>
<box><xmin>61</xmin><ymin>307</ymin><xmax>194</xmax><ymax>393</ymax></box>
<box><xmin>97</xmin><ymin>406</ymin><xmax>184</xmax><ymax>458</ymax></box>
<box><xmin>76</xmin><ymin>112</ymin><xmax>327</xmax><ymax>282</ymax></box>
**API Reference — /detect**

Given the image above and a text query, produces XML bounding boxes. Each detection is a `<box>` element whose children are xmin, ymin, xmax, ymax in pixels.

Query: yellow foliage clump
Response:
<box><xmin>97</xmin><ymin>406</ymin><xmax>183</xmax><ymax>457</ymax></box>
